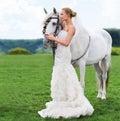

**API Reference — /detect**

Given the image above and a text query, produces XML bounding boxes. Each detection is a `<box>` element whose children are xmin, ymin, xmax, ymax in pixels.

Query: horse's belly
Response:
<box><xmin>86</xmin><ymin>38</ymin><xmax>108</xmax><ymax>64</ymax></box>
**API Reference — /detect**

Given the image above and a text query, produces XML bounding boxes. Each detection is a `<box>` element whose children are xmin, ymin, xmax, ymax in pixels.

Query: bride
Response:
<box><xmin>38</xmin><ymin>7</ymin><xmax>94</xmax><ymax>119</ymax></box>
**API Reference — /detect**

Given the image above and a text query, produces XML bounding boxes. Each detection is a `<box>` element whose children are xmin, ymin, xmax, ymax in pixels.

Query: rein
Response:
<box><xmin>71</xmin><ymin>36</ymin><xmax>91</xmax><ymax>65</ymax></box>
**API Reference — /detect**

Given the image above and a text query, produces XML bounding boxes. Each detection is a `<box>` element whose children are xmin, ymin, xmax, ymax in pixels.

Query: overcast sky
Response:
<box><xmin>0</xmin><ymin>0</ymin><xmax>120</xmax><ymax>39</ymax></box>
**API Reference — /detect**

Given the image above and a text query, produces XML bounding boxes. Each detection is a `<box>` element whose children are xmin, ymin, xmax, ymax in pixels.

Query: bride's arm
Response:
<box><xmin>45</xmin><ymin>26</ymin><xmax>75</xmax><ymax>47</ymax></box>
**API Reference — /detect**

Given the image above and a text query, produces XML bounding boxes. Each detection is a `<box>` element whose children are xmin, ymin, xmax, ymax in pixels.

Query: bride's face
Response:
<box><xmin>59</xmin><ymin>10</ymin><xmax>68</xmax><ymax>22</ymax></box>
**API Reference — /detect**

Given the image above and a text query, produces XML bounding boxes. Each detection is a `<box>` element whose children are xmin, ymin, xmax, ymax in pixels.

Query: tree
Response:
<box><xmin>8</xmin><ymin>47</ymin><xmax>31</xmax><ymax>55</ymax></box>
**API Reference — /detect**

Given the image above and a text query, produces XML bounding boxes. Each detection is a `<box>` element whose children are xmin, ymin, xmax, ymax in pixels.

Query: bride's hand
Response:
<box><xmin>45</xmin><ymin>34</ymin><xmax>55</xmax><ymax>41</ymax></box>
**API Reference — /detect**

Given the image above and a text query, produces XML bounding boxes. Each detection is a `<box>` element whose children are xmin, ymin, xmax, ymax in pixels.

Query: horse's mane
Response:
<box><xmin>72</xmin><ymin>15</ymin><xmax>89</xmax><ymax>39</ymax></box>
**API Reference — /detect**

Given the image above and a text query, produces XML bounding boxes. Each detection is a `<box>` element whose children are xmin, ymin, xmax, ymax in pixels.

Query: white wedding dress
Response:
<box><xmin>38</xmin><ymin>30</ymin><xmax>94</xmax><ymax>119</ymax></box>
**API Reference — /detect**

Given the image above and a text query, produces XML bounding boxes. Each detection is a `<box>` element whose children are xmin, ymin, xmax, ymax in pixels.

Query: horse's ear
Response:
<box><xmin>53</xmin><ymin>8</ymin><xmax>57</xmax><ymax>14</ymax></box>
<box><xmin>44</xmin><ymin>8</ymin><xmax>47</xmax><ymax>14</ymax></box>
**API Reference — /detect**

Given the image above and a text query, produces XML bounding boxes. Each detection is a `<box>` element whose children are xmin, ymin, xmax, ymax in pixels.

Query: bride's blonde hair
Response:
<box><xmin>62</xmin><ymin>7</ymin><xmax>77</xmax><ymax>18</ymax></box>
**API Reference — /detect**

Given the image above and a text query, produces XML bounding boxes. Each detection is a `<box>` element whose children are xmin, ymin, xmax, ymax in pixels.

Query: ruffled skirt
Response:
<box><xmin>38</xmin><ymin>63</ymin><xmax>94</xmax><ymax>119</ymax></box>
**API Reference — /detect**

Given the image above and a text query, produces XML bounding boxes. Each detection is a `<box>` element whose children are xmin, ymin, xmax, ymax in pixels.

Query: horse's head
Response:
<box><xmin>42</xmin><ymin>8</ymin><xmax>61</xmax><ymax>48</ymax></box>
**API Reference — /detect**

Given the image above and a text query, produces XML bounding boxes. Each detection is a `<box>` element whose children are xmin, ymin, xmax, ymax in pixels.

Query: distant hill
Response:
<box><xmin>0</xmin><ymin>38</ymin><xmax>43</xmax><ymax>54</ymax></box>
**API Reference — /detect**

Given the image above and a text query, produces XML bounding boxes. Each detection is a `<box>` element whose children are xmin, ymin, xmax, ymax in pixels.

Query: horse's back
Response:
<box><xmin>96</xmin><ymin>29</ymin><xmax>112</xmax><ymax>46</ymax></box>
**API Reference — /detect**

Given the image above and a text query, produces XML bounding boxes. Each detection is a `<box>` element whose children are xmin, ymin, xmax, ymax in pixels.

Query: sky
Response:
<box><xmin>0</xmin><ymin>0</ymin><xmax>120</xmax><ymax>39</ymax></box>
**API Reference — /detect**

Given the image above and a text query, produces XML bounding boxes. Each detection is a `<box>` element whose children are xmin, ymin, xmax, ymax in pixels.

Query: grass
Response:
<box><xmin>0</xmin><ymin>54</ymin><xmax>120</xmax><ymax>121</ymax></box>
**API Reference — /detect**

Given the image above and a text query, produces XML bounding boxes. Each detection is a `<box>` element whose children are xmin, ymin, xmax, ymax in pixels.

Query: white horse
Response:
<box><xmin>42</xmin><ymin>8</ymin><xmax>112</xmax><ymax>100</ymax></box>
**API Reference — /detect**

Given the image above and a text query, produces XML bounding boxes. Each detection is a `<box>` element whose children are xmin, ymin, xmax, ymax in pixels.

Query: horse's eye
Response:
<box><xmin>52</xmin><ymin>22</ymin><xmax>57</xmax><ymax>26</ymax></box>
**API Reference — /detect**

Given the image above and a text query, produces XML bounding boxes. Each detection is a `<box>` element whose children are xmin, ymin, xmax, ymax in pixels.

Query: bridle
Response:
<box><xmin>43</xmin><ymin>15</ymin><xmax>60</xmax><ymax>37</ymax></box>
<box><xmin>42</xmin><ymin>15</ymin><xmax>61</xmax><ymax>59</ymax></box>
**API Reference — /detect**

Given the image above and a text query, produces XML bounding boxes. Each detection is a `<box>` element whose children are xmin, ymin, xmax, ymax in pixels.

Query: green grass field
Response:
<box><xmin>0</xmin><ymin>54</ymin><xmax>120</xmax><ymax>121</ymax></box>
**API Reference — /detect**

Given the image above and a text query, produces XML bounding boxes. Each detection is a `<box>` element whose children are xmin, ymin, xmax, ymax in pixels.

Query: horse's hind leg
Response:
<box><xmin>101</xmin><ymin>56</ymin><xmax>110</xmax><ymax>99</ymax></box>
<box><xmin>94</xmin><ymin>62</ymin><xmax>103</xmax><ymax>99</ymax></box>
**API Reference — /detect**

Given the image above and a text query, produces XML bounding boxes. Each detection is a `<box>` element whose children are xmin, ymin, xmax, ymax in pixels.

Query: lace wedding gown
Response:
<box><xmin>38</xmin><ymin>30</ymin><xmax>94</xmax><ymax>119</ymax></box>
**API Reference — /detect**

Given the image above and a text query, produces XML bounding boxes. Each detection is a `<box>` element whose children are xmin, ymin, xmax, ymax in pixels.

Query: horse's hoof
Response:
<box><xmin>97</xmin><ymin>93</ymin><xmax>101</xmax><ymax>99</ymax></box>
<box><xmin>97</xmin><ymin>95</ymin><xmax>106</xmax><ymax>100</ymax></box>
<box><xmin>101</xmin><ymin>96</ymin><xmax>106</xmax><ymax>100</ymax></box>
<box><xmin>97</xmin><ymin>96</ymin><xmax>101</xmax><ymax>99</ymax></box>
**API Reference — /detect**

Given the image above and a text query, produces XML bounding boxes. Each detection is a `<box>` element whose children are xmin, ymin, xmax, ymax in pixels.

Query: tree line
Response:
<box><xmin>105</xmin><ymin>28</ymin><xmax>120</xmax><ymax>47</ymax></box>
<box><xmin>0</xmin><ymin>28</ymin><xmax>120</xmax><ymax>54</ymax></box>
<box><xmin>0</xmin><ymin>38</ymin><xmax>43</xmax><ymax>54</ymax></box>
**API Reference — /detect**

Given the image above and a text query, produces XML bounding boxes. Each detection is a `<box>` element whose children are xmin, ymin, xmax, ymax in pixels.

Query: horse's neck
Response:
<box><xmin>72</xmin><ymin>17</ymin><xmax>89</xmax><ymax>36</ymax></box>
<box><xmin>70</xmin><ymin>17</ymin><xmax>90</xmax><ymax>58</ymax></box>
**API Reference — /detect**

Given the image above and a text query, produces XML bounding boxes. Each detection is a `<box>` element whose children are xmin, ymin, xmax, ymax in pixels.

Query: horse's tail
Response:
<box><xmin>99</xmin><ymin>59</ymin><xmax>110</xmax><ymax>89</ymax></box>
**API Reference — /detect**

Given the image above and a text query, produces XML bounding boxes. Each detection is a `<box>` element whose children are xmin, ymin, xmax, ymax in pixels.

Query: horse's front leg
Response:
<box><xmin>78</xmin><ymin>59</ymin><xmax>86</xmax><ymax>93</ymax></box>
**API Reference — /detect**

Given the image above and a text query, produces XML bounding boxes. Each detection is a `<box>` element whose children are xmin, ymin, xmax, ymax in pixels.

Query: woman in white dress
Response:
<box><xmin>38</xmin><ymin>7</ymin><xmax>94</xmax><ymax>119</ymax></box>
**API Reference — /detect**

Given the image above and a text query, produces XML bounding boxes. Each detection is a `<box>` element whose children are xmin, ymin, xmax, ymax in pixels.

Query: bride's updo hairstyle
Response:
<box><xmin>62</xmin><ymin>7</ymin><xmax>77</xmax><ymax>18</ymax></box>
